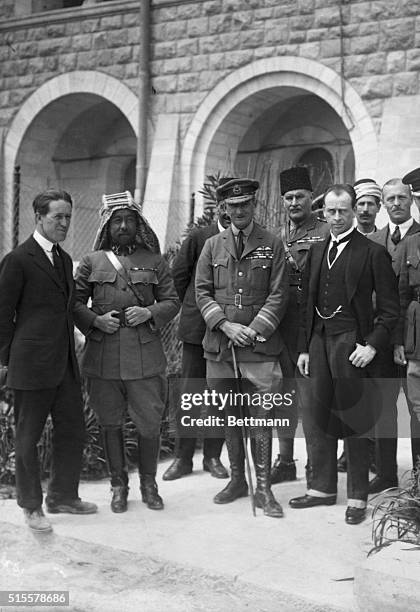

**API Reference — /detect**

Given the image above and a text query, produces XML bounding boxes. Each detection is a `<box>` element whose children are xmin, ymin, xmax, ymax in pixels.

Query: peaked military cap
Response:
<box><xmin>216</xmin><ymin>178</ymin><xmax>259</xmax><ymax>205</ymax></box>
<box><xmin>280</xmin><ymin>166</ymin><xmax>312</xmax><ymax>195</ymax></box>
<box><xmin>215</xmin><ymin>177</ymin><xmax>235</xmax><ymax>202</ymax></box>
<box><xmin>402</xmin><ymin>167</ymin><xmax>420</xmax><ymax>196</ymax></box>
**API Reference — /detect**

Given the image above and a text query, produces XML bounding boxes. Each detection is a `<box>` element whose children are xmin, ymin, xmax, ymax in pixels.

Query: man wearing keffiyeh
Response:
<box><xmin>74</xmin><ymin>192</ymin><xmax>179</xmax><ymax>513</ymax></box>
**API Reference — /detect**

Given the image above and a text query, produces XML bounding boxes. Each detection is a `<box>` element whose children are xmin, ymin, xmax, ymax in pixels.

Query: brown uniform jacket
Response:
<box><xmin>195</xmin><ymin>223</ymin><xmax>289</xmax><ymax>362</ymax></box>
<box><xmin>74</xmin><ymin>248</ymin><xmax>180</xmax><ymax>379</ymax></box>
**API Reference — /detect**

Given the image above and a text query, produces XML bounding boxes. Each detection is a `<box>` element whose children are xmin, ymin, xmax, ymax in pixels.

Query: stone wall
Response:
<box><xmin>0</xmin><ymin>0</ymin><xmax>419</xmax><ymax>139</ymax></box>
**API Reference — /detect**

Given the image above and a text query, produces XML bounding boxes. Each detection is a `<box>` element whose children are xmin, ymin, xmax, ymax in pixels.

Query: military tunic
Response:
<box><xmin>195</xmin><ymin>223</ymin><xmax>289</xmax><ymax>363</ymax></box>
<box><xmin>74</xmin><ymin>248</ymin><xmax>180</xmax><ymax>379</ymax></box>
<box><xmin>277</xmin><ymin>213</ymin><xmax>329</xmax><ymax>362</ymax></box>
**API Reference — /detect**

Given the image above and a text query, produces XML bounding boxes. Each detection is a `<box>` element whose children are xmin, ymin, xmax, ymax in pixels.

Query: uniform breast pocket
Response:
<box><xmin>130</xmin><ymin>268</ymin><xmax>159</xmax><ymax>303</ymax></box>
<box><xmin>212</xmin><ymin>258</ymin><xmax>229</xmax><ymax>288</ymax></box>
<box><xmin>88</xmin><ymin>270</ymin><xmax>117</xmax><ymax>304</ymax></box>
<box><xmin>407</xmin><ymin>254</ymin><xmax>420</xmax><ymax>285</ymax></box>
<box><xmin>250</xmin><ymin>258</ymin><xmax>272</xmax><ymax>290</ymax></box>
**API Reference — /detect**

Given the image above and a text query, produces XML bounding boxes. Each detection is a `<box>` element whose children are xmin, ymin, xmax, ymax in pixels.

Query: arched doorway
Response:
<box><xmin>2</xmin><ymin>71</ymin><xmax>139</xmax><ymax>257</ymax></box>
<box><xmin>16</xmin><ymin>93</ymin><xmax>136</xmax><ymax>259</ymax></box>
<box><xmin>181</xmin><ymin>57</ymin><xmax>377</xmax><ymax>228</ymax></box>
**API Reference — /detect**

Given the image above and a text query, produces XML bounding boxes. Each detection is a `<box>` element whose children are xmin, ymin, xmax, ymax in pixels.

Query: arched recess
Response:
<box><xmin>2</xmin><ymin>71</ymin><xmax>139</xmax><ymax>254</ymax></box>
<box><xmin>180</xmin><ymin>57</ymin><xmax>378</xmax><ymax>223</ymax></box>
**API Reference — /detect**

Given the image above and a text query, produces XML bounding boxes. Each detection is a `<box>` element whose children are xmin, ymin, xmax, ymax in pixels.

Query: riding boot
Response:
<box><xmin>213</xmin><ymin>425</ymin><xmax>248</xmax><ymax>504</ymax></box>
<box><xmin>252</xmin><ymin>429</ymin><xmax>283</xmax><ymax>518</ymax></box>
<box><xmin>102</xmin><ymin>427</ymin><xmax>129</xmax><ymax>513</ymax></box>
<box><xmin>138</xmin><ymin>436</ymin><xmax>164</xmax><ymax>510</ymax></box>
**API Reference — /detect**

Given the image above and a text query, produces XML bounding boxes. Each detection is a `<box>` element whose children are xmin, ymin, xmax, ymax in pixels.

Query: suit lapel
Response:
<box><xmin>345</xmin><ymin>231</ymin><xmax>368</xmax><ymax>302</ymax></box>
<box><xmin>222</xmin><ymin>228</ymin><xmax>237</xmax><ymax>259</ymax></box>
<box><xmin>58</xmin><ymin>244</ymin><xmax>73</xmax><ymax>301</ymax></box>
<box><xmin>241</xmin><ymin>224</ymin><xmax>265</xmax><ymax>259</ymax></box>
<box><xmin>309</xmin><ymin>237</ymin><xmax>329</xmax><ymax>294</ymax></box>
<box><xmin>405</xmin><ymin>220</ymin><xmax>420</xmax><ymax>237</ymax></box>
<box><xmin>26</xmin><ymin>236</ymin><xmax>66</xmax><ymax>292</ymax></box>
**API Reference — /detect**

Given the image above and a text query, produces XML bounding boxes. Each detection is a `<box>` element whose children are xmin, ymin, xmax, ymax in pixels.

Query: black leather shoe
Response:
<box><xmin>162</xmin><ymin>458</ymin><xmax>193</xmax><ymax>481</ymax></box>
<box><xmin>111</xmin><ymin>486</ymin><xmax>128</xmax><ymax>513</ymax></box>
<box><xmin>270</xmin><ymin>456</ymin><xmax>297</xmax><ymax>484</ymax></box>
<box><xmin>213</xmin><ymin>479</ymin><xmax>248</xmax><ymax>504</ymax></box>
<box><xmin>345</xmin><ymin>506</ymin><xmax>367</xmax><ymax>525</ymax></box>
<box><xmin>289</xmin><ymin>494</ymin><xmax>336</xmax><ymax>509</ymax></box>
<box><xmin>368</xmin><ymin>475</ymin><xmax>398</xmax><ymax>494</ymax></box>
<box><xmin>337</xmin><ymin>451</ymin><xmax>347</xmax><ymax>473</ymax></box>
<box><xmin>140</xmin><ymin>475</ymin><xmax>164</xmax><ymax>510</ymax></box>
<box><xmin>203</xmin><ymin>457</ymin><xmax>229</xmax><ymax>479</ymax></box>
<box><xmin>46</xmin><ymin>498</ymin><xmax>98</xmax><ymax>514</ymax></box>
<box><xmin>255</xmin><ymin>489</ymin><xmax>284</xmax><ymax>518</ymax></box>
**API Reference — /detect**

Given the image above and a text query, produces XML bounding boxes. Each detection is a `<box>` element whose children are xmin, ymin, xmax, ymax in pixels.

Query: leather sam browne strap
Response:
<box><xmin>104</xmin><ymin>250</ymin><xmax>145</xmax><ymax>306</ymax></box>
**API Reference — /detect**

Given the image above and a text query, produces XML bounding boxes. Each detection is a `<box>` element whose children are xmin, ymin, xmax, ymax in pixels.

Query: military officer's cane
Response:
<box><xmin>230</xmin><ymin>343</ymin><xmax>256</xmax><ymax>517</ymax></box>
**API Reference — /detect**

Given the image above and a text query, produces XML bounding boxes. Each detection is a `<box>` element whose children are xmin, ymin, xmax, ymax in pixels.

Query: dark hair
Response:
<box><xmin>32</xmin><ymin>189</ymin><xmax>73</xmax><ymax>215</ymax></box>
<box><xmin>323</xmin><ymin>183</ymin><xmax>356</xmax><ymax>208</ymax></box>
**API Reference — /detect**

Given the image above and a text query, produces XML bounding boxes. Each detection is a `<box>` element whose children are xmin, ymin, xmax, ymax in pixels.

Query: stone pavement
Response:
<box><xmin>0</xmin><ymin>432</ymin><xmax>415</xmax><ymax>612</ymax></box>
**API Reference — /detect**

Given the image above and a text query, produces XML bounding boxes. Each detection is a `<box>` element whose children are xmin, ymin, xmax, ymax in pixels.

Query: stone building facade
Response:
<box><xmin>1</xmin><ymin>0</ymin><xmax>419</xmax><ymax>257</ymax></box>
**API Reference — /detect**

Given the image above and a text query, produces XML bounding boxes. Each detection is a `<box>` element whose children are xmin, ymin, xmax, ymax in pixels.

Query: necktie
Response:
<box><xmin>391</xmin><ymin>225</ymin><xmax>401</xmax><ymax>245</ymax></box>
<box><xmin>328</xmin><ymin>234</ymin><xmax>352</xmax><ymax>266</ymax></box>
<box><xmin>236</xmin><ymin>230</ymin><xmax>244</xmax><ymax>259</ymax></box>
<box><xmin>52</xmin><ymin>244</ymin><xmax>67</xmax><ymax>291</ymax></box>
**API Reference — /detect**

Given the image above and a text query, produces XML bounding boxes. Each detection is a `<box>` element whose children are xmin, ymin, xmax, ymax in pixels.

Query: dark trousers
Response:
<box><xmin>175</xmin><ymin>342</ymin><xmax>224</xmax><ymax>462</ymax></box>
<box><xmin>305</xmin><ymin>329</ymin><xmax>371</xmax><ymax>501</ymax></box>
<box><xmin>13</xmin><ymin>363</ymin><xmax>85</xmax><ymax>510</ymax></box>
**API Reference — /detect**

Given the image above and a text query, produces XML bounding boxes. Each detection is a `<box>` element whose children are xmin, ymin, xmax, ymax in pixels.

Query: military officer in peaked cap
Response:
<box><xmin>195</xmin><ymin>177</ymin><xmax>289</xmax><ymax>518</ymax></box>
<box><xmin>271</xmin><ymin>166</ymin><xmax>329</xmax><ymax>487</ymax></box>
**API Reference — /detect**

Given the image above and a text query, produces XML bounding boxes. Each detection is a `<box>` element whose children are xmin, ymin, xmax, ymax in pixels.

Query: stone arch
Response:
<box><xmin>180</xmin><ymin>56</ymin><xmax>377</xmax><ymax>220</ymax></box>
<box><xmin>2</xmin><ymin>71</ymin><xmax>138</xmax><ymax>251</ymax></box>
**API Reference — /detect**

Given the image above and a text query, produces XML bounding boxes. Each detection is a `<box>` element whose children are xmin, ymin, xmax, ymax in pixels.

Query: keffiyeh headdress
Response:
<box><xmin>92</xmin><ymin>191</ymin><xmax>160</xmax><ymax>253</ymax></box>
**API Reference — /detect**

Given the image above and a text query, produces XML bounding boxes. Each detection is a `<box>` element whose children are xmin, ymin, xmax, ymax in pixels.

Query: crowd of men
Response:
<box><xmin>1</xmin><ymin>165</ymin><xmax>420</xmax><ymax>532</ymax></box>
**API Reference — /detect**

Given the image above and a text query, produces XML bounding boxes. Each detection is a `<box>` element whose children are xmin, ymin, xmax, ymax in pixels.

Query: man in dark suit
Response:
<box><xmin>0</xmin><ymin>189</ymin><xmax>97</xmax><ymax>532</ymax></box>
<box><xmin>289</xmin><ymin>184</ymin><xmax>399</xmax><ymax>524</ymax></box>
<box><xmin>162</xmin><ymin>199</ymin><xmax>230</xmax><ymax>481</ymax></box>
<box><xmin>369</xmin><ymin>178</ymin><xmax>420</xmax><ymax>492</ymax></box>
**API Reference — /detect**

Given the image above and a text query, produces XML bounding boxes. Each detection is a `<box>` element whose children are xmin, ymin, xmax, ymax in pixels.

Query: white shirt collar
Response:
<box><xmin>33</xmin><ymin>229</ymin><xmax>55</xmax><ymax>252</ymax></box>
<box><xmin>388</xmin><ymin>217</ymin><xmax>413</xmax><ymax>239</ymax></box>
<box><xmin>329</xmin><ymin>225</ymin><xmax>355</xmax><ymax>243</ymax></box>
<box><xmin>217</xmin><ymin>219</ymin><xmax>226</xmax><ymax>233</ymax></box>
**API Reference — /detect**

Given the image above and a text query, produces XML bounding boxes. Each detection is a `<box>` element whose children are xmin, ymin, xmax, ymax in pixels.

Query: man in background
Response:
<box><xmin>162</xmin><ymin>190</ymin><xmax>230</xmax><ymax>482</ymax></box>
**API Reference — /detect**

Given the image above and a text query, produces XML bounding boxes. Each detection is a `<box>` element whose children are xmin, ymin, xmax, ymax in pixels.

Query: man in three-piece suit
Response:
<box><xmin>289</xmin><ymin>184</ymin><xmax>399</xmax><ymax>525</ymax></box>
<box><xmin>369</xmin><ymin>178</ymin><xmax>420</xmax><ymax>492</ymax></box>
<box><xmin>0</xmin><ymin>189</ymin><xmax>97</xmax><ymax>532</ymax></box>
<box><xmin>162</xmin><ymin>197</ymin><xmax>230</xmax><ymax>482</ymax></box>
<box><xmin>196</xmin><ymin>178</ymin><xmax>289</xmax><ymax>518</ymax></box>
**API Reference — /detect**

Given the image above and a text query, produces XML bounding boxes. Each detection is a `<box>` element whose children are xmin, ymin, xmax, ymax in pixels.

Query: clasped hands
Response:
<box><xmin>94</xmin><ymin>307</ymin><xmax>152</xmax><ymax>334</ymax></box>
<box><xmin>220</xmin><ymin>321</ymin><xmax>257</xmax><ymax>347</ymax></box>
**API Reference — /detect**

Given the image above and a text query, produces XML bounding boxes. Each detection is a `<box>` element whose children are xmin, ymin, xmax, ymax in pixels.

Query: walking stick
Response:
<box><xmin>230</xmin><ymin>342</ymin><xmax>256</xmax><ymax>517</ymax></box>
